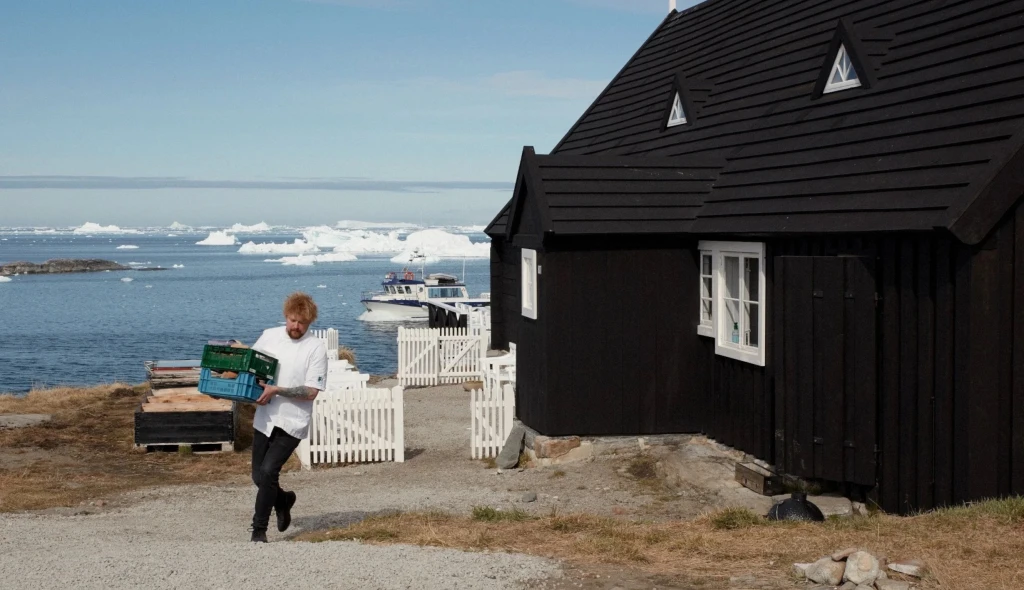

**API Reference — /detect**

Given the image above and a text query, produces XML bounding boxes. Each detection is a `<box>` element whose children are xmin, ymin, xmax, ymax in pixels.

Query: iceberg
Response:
<box><xmin>390</xmin><ymin>252</ymin><xmax>441</xmax><ymax>264</ymax></box>
<box><xmin>196</xmin><ymin>231</ymin><xmax>239</xmax><ymax>246</ymax></box>
<box><xmin>238</xmin><ymin>239</ymin><xmax>320</xmax><ymax>255</ymax></box>
<box><xmin>168</xmin><ymin>221</ymin><xmax>191</xmax><ymax>230</ymax></box>
<box><xmin>172</xmin><ymin>264</ymin><xmax>185</xmax><ymax>268</ymax></box>
<box><xmin>267</xmin><ymin>251</ymin><xmax>357</xmax><ymax>265</ymax></box>
<box><xmin>116</xmin><ymin>245</ymin><xmax>139</xmax><ymax>250</ymax></box>
<box><xmin>72</xmin><ymin>222</ymin><xmax>141</xmax><ymax>235</ymax></box>
<box><xmin>0</xmin><ymin>276</ymin><xmax>12</xmax><ymax>283</ymax></box>
<box><xmin>120</xmin><ymin>277</ymin><xmax>133</xmax><ymax>283</ymax></box>
<box><xmin>334</xmin><ymin>220</ymin><xmax>419</xmax><ymax>231</ymax></box>
<box><xmin>227</xmin><ymin>221</ymin><xmax>272</xmax><ymax>233</ymax></box>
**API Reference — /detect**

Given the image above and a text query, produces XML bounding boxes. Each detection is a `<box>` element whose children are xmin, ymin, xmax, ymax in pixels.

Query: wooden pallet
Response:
<box><xmin>134</xmin><ymin>387</ymin><xmax>237</xmax><ymax>450</ymax></box>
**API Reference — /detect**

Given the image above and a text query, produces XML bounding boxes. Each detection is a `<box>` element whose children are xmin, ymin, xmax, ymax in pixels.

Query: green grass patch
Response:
<box><xmin>709</xmin><ymin>507</ymin><xmax>765</xmax><ymax>530</ymax></box>
<box><xmin>471</xmin><ymin>505</ymin><xmax>530</xmax><ymax>522</ymax></box>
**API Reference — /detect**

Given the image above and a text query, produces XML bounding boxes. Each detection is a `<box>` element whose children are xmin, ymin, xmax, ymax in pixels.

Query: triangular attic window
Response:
<box><xmin>823</xmin><ymin>44</ymin><xmax>861</xmax><ymax>94</ymax></box>
<box><xmin>667</xmin><ymin>93</ymin><xmax>687</xmax><ymax>127</ymax></box>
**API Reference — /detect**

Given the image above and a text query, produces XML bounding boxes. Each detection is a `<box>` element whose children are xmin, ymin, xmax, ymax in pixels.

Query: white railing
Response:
<box><xmin>312</xmin><ymin>328</ymin><xmax>339</xmax><ymax>353</ymax></box>
<box><xmin>397</xmin><ymin>326</ymin><xmax>488</xmax><ymax>386</ymax></box>
<box><xmin>471</xmin><ymin>383</ymin><xmax>515</xmax><ymax>459</ymax></box>
<box><xmin>297</xmin><ymin>386</ymin><xmax>405</xmax><ymax>468</ymax></box>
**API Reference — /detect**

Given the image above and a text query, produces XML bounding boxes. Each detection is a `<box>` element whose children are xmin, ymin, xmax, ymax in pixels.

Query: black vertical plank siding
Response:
<box><xmin>782</xmin><ymin>257</ymin><xmax>801</xmax><ymax>475</ymax></box>
<box><xmin>774</xmin><ymin>256</ymin><xmax>787</xmax><ymax>470</ymax></box>
<box><xmin>814</xmin><ymin>257</ymin><xmax>845</xmax><ymax>482</ymax></box>
<box><xmin>569</xmin><ymin>250</ymin><xmax>595</xmax><ymax>433</ymax></box>
<box><xmin>953</xmin><ymin>243</ymin><xmax>973</xmax><ymax>505</ymax></box>
<box><xmin>637</xmin><ymin>252</ymin><xmax>659</xmax><ymax>434</ymax></box>
<box><xmin>1015</xmin><ymin>205</ymin><xmax>1024</xmax><ymax>496</ymax></box>
<box><xmin>996</xmin><ymin>224</ymin><xmax>1015</xmax><ymax>497</ymax></box>
<box><xmin>490</xmin><ymin>242</ymin><xmax>505</xmax><ymax>348</ymax></box>
<box><xmin>843</xmin><ymin>261</ymin><xmax>858</xmax><ymax>483</ymax></box>
<box><xmin>763</xmin><ymin>254</ymin><xmax>775</xmax><ymax>462</ymax></box>
<box><xmin>547</xmin><ymin>250</ymin><xmax>574</xmax><ymax>436</ymax></box>
<box><xmin>789</xmin><ymin>257</ymin><xmax>815</xmax><ymax>477</ymax></box>
<box><xmin>917</xmin><ymin>239</ymin><xmax>936</xmax><ymax>510</ymax></box>
<box><xmin>848</xmin><ymin>257</ymin><xmax>878</xmax><ymax>486</ymax></box>
<box><xmin>879</xmin><ymin>239</ymin><xmax>901</xmax><ymax>512</ymax></box>
<box><xmin>968</xmin><ymin>235</ymin><xmax>1002</xmax><ymax>500</ymax></box>
<box><xmin>899</xmin><ymin>239</ymin><xmax>919</xmax><ymax>513</ymax></box>
<box><xmin>608</xmin><ymin>250</ymin><xmax>634</xmax><ymax>434</ymax></box>
<box><xmin>933</xmin><ymin>239</ymin><xmax>955</xmax><ymax>507</ymax></box>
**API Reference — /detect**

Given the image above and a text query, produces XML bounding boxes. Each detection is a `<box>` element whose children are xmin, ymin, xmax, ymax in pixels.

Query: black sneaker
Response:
<box><xmin>276</xmin><ymin>491</ymin><xmax>297</xmax><ymax>533</ymax></box>
<box><xmin>250</xmin><ymin>528</ymin><xmax>268</xmax><ymax>543</ymax></box>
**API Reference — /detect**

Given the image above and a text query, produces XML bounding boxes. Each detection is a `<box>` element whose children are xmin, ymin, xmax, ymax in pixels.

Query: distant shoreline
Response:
<box><xmin>0</xmin><ymin>258</ymin><xmax>166</xmax><ymax>276</ymax></box>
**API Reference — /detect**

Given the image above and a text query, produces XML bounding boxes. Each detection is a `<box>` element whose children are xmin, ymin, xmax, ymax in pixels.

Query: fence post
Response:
<box><xmin>393</xmin><ymin>386</ymin><xmax>405</xmax><ymax>463</ymax></box>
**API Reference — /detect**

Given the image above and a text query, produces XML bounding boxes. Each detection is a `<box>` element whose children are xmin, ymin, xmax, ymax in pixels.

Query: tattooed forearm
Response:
<box><xmin>275</xmin><ymin>386</ymin><xmax>313</xmax><ymax>399</ymax></box>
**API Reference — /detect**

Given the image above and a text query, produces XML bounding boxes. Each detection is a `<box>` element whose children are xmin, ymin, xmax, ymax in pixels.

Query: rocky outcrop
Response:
<box><xmin>0</xmin><ymin>259</ymin><xmax>164</xmax><ymax>275</ymax></box>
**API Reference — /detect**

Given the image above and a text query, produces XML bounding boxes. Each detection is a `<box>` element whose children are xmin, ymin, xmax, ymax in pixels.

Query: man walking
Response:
<box><xmin>249</xmin><ymin>292</ymin><xmax>328</xmax><ymax>543</ymax></box>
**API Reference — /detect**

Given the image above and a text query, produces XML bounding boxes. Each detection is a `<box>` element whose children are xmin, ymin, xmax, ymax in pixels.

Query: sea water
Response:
<box><xmin>0</xmin><ymin>230</ymin><xmax>490</xmax><ymax>393</ymax></box>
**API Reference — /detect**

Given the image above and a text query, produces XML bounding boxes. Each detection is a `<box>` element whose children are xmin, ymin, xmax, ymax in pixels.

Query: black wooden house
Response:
<box><xmin>485</xmin><ymin>0</ymin><xmax>1024</xmax><ymax>515</ymax></box>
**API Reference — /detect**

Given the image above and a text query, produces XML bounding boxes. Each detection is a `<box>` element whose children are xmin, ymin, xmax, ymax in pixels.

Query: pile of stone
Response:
<box><xmin>794</xmin><ymin>548</ymin><xmax>924</xmax><ymax>589</ymax></box>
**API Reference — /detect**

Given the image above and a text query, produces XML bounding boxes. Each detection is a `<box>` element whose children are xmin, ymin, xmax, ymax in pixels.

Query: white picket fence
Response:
<box><xmin>297</xmin><ymin>386</ymin><xmax>405</xmax><ymax>468</ymax></box>
<box><xmin>311</xmin><ymin>328</ymin><xmax>339</xmax><ymax>353</ymax></box>
<box><xmin>470</xmin><ymin>383</ymin><xmax>515</xmax><ymax>459</ymax></box>
<box><xmin>397</xmin><ymin>327</ymin><xmax>488</xmax><ymax>386</ymax></box>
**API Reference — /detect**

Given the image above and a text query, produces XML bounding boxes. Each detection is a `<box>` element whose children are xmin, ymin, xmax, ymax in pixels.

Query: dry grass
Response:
<box><xmin>295</xmin><ymin>498</ymin><xmax>1024</xmax><ymax>590</ymax></box>
<box><xmin>337</xmin><ymin>346</ymin><xmax>356</xmax><ymax>367</ymax></box>
<box><xmin>0</xmin><ymin>383</ymin><xmax>298</xmax><ymax>512</ymax></box>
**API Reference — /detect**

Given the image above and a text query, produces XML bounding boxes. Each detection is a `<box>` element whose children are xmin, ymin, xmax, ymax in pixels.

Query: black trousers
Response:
<box><xmin>251</xmin><ymin>426</ymin><xmax>301</xmax><ymax>531</ymax></box>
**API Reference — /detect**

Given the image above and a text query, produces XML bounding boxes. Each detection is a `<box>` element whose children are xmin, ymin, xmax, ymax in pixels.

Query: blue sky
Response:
<box><xmin>0</xmin><ymin>0</ymin><xmax>698</xmax><ymax>227</ymax></box>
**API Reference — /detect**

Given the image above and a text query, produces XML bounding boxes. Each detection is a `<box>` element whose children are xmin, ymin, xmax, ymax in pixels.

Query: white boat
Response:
<box><xmin>358</xmin><ymin>269</ymin><xmax>488</xmax><ymax>321</ymax></box>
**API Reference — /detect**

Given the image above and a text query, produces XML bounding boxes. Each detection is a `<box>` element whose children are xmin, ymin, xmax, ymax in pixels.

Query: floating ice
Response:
<box><xmin>145</xmin><ymin>285</ymin><xmax>153</xmax><ymax>288</ymax></box>
<box><xmin>116</xmin><ymin>245</ymin><xmax>139</xmax><ymax>250</ymax></box>
<box><xmin>0</xmin><ymin>276</ymin><xmax>11</xmax><ymax>283</ymax></box>
<box><xmin>32</xmin><ymin>229</ymin><xmax>57</xmax><ymax>235</ymax></box>
<box><xmin>196</xmin><ymin>231</ymin><xmax>239</xmax><ymax>246</ymax></box>
<box><xmin>238</xmin><ymin>239</ymin><xmax>320</xmax><ymax>255</ymax></box>
<box><xmin>167</xmin><ymin>233</ymin><xmax>179</xmax><ymax>237</ymax></box>
<box><xmin>391</xmin><ymin>252</ymin><xmax>441</xmax><ymax>264</ymax></box>
<box><xmin>73</xmin><ymin>222</ymin><xmax>141</xmax><ymax>235</ymax></box>
<box><xmin>172</xmin><ymin>264</ymin><xmax>185</xmax><ymax>268</ymax></box>
<box><xmin>169</xmin><ymin>221</ymin><xmax>191</xmax><ymax>230</ymax></box>
<box><xmin>335</xmin><ymin>220</ymin><xmax>418</xmax><ymax>231</ymax></box>
<box><xmin>294</xmin><ymin>227</ymin><xmax>488</xmax><ymax>260</ymax></box>
<box><xmin>316</xmin><ymin>284</ymin><xmax>327</xmax><ymax>289</ymax></box>
<box><xmin>267</xmin><ymin>251</ymin><xmax>358</xmax><ymax>266</ymax></box>
<box><xmin>227</xmin><ymin>222</ymin><xmax>272</xmax><ymax>233</ymax></box>
<box><xmin>120</xmin><ymin>277</ymin><xmax>133</xmax><ymax>283</ymax></box>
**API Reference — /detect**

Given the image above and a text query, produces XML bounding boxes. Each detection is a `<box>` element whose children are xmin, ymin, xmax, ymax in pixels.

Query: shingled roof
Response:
<box><xmin>487</xmin><ymin>0</ymin><xmax>1024</xmax><ymax>244</ymax></box>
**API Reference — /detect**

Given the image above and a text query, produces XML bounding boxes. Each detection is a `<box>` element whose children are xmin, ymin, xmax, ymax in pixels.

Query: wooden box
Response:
<box><xmin>735</xmin><ymin>462</ymin><xmax>784</xmax><ymax>496</ymax></box>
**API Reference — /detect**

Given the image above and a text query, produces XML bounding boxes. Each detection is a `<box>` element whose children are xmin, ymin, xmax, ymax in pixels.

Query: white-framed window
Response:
<box><xmin>823</xmin><ymin>44</ymin><xmax>861</xmax><ymax>94</ymax></box>
<box><xmin>521</xmin><ymin>248</ymin><xmax>538</xmax><ymax>320</ymax></box>
<box><xmin>698</xmin><ymin>251</ymin><xmax>714</xmax><ymax>337</ymax></box>
<box><xmin>697</xmin><ymin>241</ymin><xmax>766</xmax><ymax>366</ymax></box>
<box><xmin>667</xmin><ymin>92</ymin><xmax>687</xmax><ymax>127</ymax></box>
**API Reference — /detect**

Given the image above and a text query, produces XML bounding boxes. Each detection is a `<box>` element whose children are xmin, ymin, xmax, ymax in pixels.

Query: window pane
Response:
<box><xmin>701</xmin><ymin>299</ymin><xmax>712</xmax><ymax>323</ymax></box>
<box><xmin>725</xmin><ymin>256</ymin><xmax>739</xmax><ymax>299</ymax></box>
<box><xmin>702</xmin><ymin>254</ymin><xmax>711</xmax><ymax>276</ymax></box>
<box><xmin>702</xmin><ymin>277</ymin><xmax>712</xmax><ymax>299</ymax></box>
<box><xmin>831</xmin><ymin>69</ymin><xmax>843</xmax><ymax>85</ymax></box>
<box><xmin>725</xmin><ymin>299</ymin><xmax>740</xmax><ymax>344</ymax></box>
<box><xmin>744</xmin><ymin>257</ymin><xmax>759</xmax><ymax>302</ymax></box>
<box><xmin>745</xmin><ymin>303</ymin><xmax>759</xmax><ymax>347</ymax></box>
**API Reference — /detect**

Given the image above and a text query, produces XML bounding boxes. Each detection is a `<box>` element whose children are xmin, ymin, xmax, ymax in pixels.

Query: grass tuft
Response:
<box><xmin>550</xmin><ymin>470</ymin><xmax>566</xmax><ymax>478</ymax></box>
<box><xmin>627</xmin><ymin>455</ymin><xmax>658</xmax><ymax>480</ymax></box>
<box><xmin>472</xmin><ymin>506</ymin><xmax>530</xmax><ymax>522</ymax></box>
<box><xmin>708</xmin><ymin>508</ymin><xmax>765</xmax><ymax>530</ymax></box>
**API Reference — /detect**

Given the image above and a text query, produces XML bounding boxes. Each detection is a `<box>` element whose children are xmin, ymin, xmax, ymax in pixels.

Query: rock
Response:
<box><xmin>843</xmin><ymin>550</ymin><xmax>880</xmax><ymax>585</ymax></box>
<box><xmin>462</xmin><ymin>380</ymin><xmax>484</xmax><ymax>391</ymax></box>
<box><xmin>875</xmin><ymin>580</ymin><xmax>910</xmax><ymax>590</ymax></box>
<box><xmin>888</xmin><ymin>559</ymin><xmax>925</xmax><ymax>578</ymax></box>
<box><xmin>533</xmin><ymin>435</ymin><xmax>581</xmax><ymax>459</ymax></box>
<box><xmin>805</xmin><ymin>557</ymin><xmax>846</xmax><ymax>586</ymax></box>
<box><xmin>521</xmin><ymin>491</ymin><xmax>537</xmax><ymax>503</ymax></box>
<box><xmin>839</xmin><ymin>582</ymin><xmax>857</xmax><ymax>590</ymax></box>
<box><xmin>855</xmin><ymin>586</ymin><xmax>874</xmax><ymax>590</ymax></box>
<box><xmin>728</xmin><ymin>574</ymin><xmax>756</xmax><ymax>585</ymax></box>
<box><xmin>496</xmin><ymin>424</ymin><xmax>527</xmax><ymax>469</ymax></box>
<box><xmin>832</xmin><ymin>547</ymin><xmax>859</xmax><ymax>561</ymax></box>
<box><xmin>0</xmin><ymin>259</ymin><xmax>159</xmax><ymax>276</ymax></box>
<box><xmin>793</xmin><ymin>563</ymin><xmax>812</xmax><ymax>579</ymax></box>
<box><xmin>851</xmin><ymin>501</ymin><xmax>871</xmax><ymax>516</ymax></box>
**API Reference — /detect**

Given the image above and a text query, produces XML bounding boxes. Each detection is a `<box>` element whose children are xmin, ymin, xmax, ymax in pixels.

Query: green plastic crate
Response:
<box><xmin>201</xmin><ymin>345</ymin><xmax>278</xmax><ymax>379</ymax></box>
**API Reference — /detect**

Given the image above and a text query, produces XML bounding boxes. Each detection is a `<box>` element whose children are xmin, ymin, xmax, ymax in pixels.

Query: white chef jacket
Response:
<box><xmin>251</xmin><ymin>326</ymin><xmax>328</xmax><ymax>439</ymax></box>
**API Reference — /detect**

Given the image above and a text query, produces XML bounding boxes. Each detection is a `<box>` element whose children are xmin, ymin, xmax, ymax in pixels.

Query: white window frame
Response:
<box><xmin>698</xmin><ymin>250</ymin><xmax>714</xmax><ymax>337</ymax></box>
<box><xmin>697</xmin><ymin>241</ymin><xmax>766</xmax><ymax>366</ymax></box>
<box><xmin>521</xmin><ymin>248</ymin><xmax>538</xmax><ymax>320</ymax></box>
<box><xmin>823</xmin><ymin>44</ymin><xmax>862</xmax><ymax>94</ymax></box>
<box><xmin>667</xmin><ymin>92</ymin><xmax>687</xmax><ymax>127</ymax></box>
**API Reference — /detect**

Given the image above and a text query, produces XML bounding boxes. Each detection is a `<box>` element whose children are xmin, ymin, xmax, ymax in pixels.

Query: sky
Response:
<box><xmin>0</xmin><ymin>0</ymin><xmax>700</xmax><ymax>228</ymax></box>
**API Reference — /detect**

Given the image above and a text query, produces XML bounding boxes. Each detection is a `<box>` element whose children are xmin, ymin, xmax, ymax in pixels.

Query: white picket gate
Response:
<box><xmin>397</xmin><ymin>326</ymin><xmax>487</xmax><ymax>386</ymax></box>
<box><xmin>297</xmin><ymin>386</ymin><xmax>405</xmax><ymax>468</ymax></box>
<box><xmin>471</xmin><ymin>383</ymin><xmax>515</xmax><ymax>459</ymax></box>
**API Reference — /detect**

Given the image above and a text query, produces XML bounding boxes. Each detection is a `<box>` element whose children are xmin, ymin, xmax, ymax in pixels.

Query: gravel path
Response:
<box><xmin>0</xmin><ymin>383</ymin><xmax>564</xmax><ymax>590</ymax></box>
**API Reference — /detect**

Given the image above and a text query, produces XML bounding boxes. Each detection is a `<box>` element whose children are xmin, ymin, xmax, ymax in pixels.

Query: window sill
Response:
<box><xmin>714</xmin><ymin>341</ymin><xmax>765</xmax><ymax>367</ymax></box>
<box><xmin>697</xmin><ymin>325</ymin><xmax>714</xmax><ymax>338</ymax></box>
